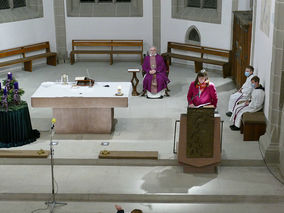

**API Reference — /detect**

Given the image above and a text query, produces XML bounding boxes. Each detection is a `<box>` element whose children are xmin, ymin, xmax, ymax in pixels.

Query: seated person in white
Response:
<box><xmin>226</xmin><ymin>65</ymin><xmax>254</xmax><ymax>117</ymax></box>
<box><xmin>230</xmin><ymin>76</ymin><xmax>265</xmax><ymax>131</ymax></box>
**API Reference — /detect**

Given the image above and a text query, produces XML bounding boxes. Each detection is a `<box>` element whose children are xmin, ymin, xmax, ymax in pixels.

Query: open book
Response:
<box><xmin>194</xmin><ymin>102</ymin><xmax>211</xmax><ymax>108</ymax></box>
<box><xmin>75</xmin><ymin>76</ymin><xmax>95</xmax><ymax>86</ymax></box>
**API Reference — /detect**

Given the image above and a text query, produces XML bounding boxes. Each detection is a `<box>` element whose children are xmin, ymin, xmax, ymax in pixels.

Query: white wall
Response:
<box><xmin>161</xmin><ymin>0</ymin><xmax>233</xmax><ymax>67</ymax></box>
<box><xmin>161</xmin><ymin>0</ymin><xmax>233</xmax><ymax>50</ymax></box>
<box><xmin>0</xmin><ymin>0</ymin><xmax>56</xmax><ymax>53</ymax></box>
<box><xmin>238</xmin><ymin>0</ymin><xmax>251</xmax><ymax>11</ymax></box>
<box><xmin>65</xmin><ymin>0</ymin><xmax>152</xmax><ymax>57</ymax></box>
<box><xmin>252</xmin><ymin>0</ymin><xmax>275</xmax><ymax>116</ymax></box>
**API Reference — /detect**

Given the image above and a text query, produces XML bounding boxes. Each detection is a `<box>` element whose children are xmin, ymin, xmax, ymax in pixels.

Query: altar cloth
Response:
<box><xmin>32</xmin><ymin>82</ymin><xmax>131</xmax><ymax>98</ymax></box>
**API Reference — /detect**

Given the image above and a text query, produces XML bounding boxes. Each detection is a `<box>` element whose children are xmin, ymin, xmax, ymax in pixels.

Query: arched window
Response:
<box><xmin>185</xmin><ymin>26</ymin><xmax>201</xmax><ymax>45</ymax></box>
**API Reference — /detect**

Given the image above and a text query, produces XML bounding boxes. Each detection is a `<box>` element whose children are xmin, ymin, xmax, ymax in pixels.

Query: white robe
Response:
<box><xmin>144</xmin><ymin>73</ymin><xmax>165</xmax><ymax>98</ymax></box>
<box><xmin>230</xmin><ymin>87</ymin><xmax>265</xmax><ymax>128</ymax></box>
<box><xmin>228</xmin><ymin>74</ymin><xmax>254</xmax><ymax>112</ymax></box>
<box><xmin>146</xmin><ymin>89</ymin><xmax>165</xmax><ymax>98</ymax></box>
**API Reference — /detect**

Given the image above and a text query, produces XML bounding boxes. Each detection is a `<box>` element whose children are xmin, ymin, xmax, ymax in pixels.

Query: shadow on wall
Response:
<box><xmin>141</xmin><ymin>166</ymin><xmax>217</xmax><ymax>193</ymax></box>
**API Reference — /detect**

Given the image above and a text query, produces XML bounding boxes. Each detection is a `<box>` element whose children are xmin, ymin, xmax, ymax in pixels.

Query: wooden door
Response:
<box><xmin>232</xmin><ymin>11</ymin><xmax>252</xmax><ymax>89</ymax></box>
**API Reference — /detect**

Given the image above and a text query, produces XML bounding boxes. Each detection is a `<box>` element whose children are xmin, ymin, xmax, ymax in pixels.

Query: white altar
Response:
<box><xmin>31</xmin><ymin>82</ymin><xmax>131</xmax><ymax>133</ymax></box>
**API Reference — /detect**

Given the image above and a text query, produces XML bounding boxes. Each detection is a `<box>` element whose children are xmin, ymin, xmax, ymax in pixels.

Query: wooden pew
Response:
<box><xmin>166</xmin><ymin>41</ymin><xmax>232</xmax><ymax>78</ymax></box>
<box><xmin>70</xmin><ymin>39</ymin><xmax>143</xmax><ymax>65</ymax></box>
<box><xmin>0</xmin><ymin>42</ymin><xmax>57</xmax><ymax>72</ymax></box>
<box><xmin>240</xmin><ymin>111</ymin><xmax>266</xmax><ymax>141</ymax></box>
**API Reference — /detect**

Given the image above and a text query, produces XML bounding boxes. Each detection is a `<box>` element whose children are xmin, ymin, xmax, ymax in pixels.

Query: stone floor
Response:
<box><xmin>0</xmin><ymin>61</ymin><xmax>283</xmax><ymax>213</ymax></box>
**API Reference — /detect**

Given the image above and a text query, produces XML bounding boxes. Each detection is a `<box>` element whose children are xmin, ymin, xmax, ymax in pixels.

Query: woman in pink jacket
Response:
<box><xmin>187</xmin><ymin>69</ymin><xmax>218</xmax><ymax>108</ymax></box>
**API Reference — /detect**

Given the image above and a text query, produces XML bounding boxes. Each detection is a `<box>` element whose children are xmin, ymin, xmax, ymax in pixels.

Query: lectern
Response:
<box><xmin>178</xmin><ymin>107</ymin><xmax>221</xmax><ymax>173</ymax></box>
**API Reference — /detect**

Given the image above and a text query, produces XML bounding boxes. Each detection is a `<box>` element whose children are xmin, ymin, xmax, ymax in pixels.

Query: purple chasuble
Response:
<box><xmin>142</xmin><ymin>54</ymin><xmax>170</xmax><ymax>93</ymax></box>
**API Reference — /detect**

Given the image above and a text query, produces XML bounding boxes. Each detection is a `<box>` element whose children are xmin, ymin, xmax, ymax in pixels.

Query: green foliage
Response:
<box><xmin>0</xmin><ymin>74</ymin><xmax>25</xmax><ymax>110</ymax></box>
<box><xmin>0</xmin><ymin>101</ymin><xmax>27</xmax><ymax>112</ymax></box>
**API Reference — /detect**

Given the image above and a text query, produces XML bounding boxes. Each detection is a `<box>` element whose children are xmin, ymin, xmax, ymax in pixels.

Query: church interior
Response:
<box><xmin>0</xmin><ymin>0</ymin><xmax>284</xmax><ymax>212</ymax></box>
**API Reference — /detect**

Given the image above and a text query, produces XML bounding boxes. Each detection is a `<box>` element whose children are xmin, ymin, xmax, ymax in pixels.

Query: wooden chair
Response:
<box><xmin>141</xmin><ymin>53</ymin><xmax>170</xmax><ymax>96</ymax></box>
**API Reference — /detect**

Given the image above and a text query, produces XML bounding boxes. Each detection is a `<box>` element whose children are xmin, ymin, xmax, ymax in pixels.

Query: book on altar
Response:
<box><xmin>75</xmin><ymin>76</ymin><xmax>86</xmax><ymax>81</ymax></box>
<box><xmin>75</xmin><ymin>76</ymin><xmax>95</xmax><ymax>86</ymax></box>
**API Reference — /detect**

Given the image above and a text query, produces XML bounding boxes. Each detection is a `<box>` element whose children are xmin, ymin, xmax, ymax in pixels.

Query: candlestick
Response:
<box><xmin>7</xmin><ymin>72</ymin><xmax>12</xmax><ymax>80</ymax></box>
<box><xmin>14</xmin><ymin>81</ymin><xmax>19</xmax><ymax>90</ymax></box>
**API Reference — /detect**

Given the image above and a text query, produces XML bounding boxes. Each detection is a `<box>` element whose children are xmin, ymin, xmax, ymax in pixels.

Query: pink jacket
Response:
<box><xmin>187</xmin><ymin>81</ymin><xmax>218</xmax><ymax>107</ymax></box>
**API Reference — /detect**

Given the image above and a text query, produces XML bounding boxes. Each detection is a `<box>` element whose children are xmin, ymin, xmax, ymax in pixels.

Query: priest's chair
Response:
<box><xmin>141</xmin><ymin>53</ymin><xmax>170</xmax><ymax>97</ymax></box>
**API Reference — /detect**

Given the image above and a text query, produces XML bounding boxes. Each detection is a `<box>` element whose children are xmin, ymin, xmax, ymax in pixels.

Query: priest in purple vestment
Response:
<box><xmin>142</xmin><ymin>46</ymin><xmax>170</xmax><ymax>97</ymax></box>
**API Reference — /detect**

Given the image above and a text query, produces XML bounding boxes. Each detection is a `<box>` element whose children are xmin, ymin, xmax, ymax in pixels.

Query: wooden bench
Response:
<box><xmin>240</xmin><ymin>111</ymin><xmax>266</xmax><ymax>141</ymax></box>
<box><xmin>0</xmin><ymin>41</ymin><xmax>57</xmax><ymax>72</ymax></box>
<box><xmin>166</xmin><ymin>41</ymin><xmax>232</xmax><ymax>78</ymax></box>
<box><xmin>70</xmin><ymin>39</ymin><xmax>143</xmax><ymax>65</ymax></box>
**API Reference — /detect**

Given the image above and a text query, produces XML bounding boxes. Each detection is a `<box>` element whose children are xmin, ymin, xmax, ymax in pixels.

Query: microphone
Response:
<box><xmin>51</xmin><ymin>118</ymin><xmax>56</xmax><ymax>130</ymax></box>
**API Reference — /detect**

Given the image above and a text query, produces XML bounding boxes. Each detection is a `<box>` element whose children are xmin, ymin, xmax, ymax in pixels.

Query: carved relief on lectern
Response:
<box><xmin>186</xmin><ymin>108</ymin><xmax>215</xmax><ymax>158</ymax></box>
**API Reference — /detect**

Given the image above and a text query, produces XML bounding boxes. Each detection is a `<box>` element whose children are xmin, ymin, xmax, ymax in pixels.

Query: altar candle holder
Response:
<box><xmin>61</xmin><ymin>74</ymin><xmax>68</xmax><ymax>85</ymax></box>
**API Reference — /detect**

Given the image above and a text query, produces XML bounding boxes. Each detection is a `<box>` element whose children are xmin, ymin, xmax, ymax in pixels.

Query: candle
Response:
<box><xmin>3</xmin><ymin>87</ymin><xmax>7</xmax><ymax>95</ymax></box>
<box><xmin>117</xmin><ymin>85</ymin><xmax>122</xmax><ymax>95</ymax></box>
<box><xmin>7</xmin><ymin>72</ymin><xmax>12</xmax><ymax>80</ymax></box>
<box><xmin>14</xmin><ymin>82</ymin><xmax>19</xmax><ymax>90</ymax></box>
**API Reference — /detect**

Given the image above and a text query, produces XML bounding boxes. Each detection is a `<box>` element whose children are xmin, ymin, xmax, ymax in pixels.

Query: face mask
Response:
<box><xmin>251</xmin><ymin>83</ymin><xmax>255</xmax><ymax>88</ymax></box>
<box><xmin>245</xmin><ymin>71</ymin><xmax>250</xmax><ymax>77</ymax></box>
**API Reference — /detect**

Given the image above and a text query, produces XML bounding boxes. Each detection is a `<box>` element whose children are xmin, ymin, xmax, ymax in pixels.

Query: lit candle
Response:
<box><xmin>117</xmin><ymin>85</ymin><xmax>122</xmax><ymax>94</ymax></box>
<box><xmin>3</xmin><ymin>87</ymin><xmax>7</xmax><ymax>95</ymax></box>
<box><xmin>14</xmin><ymin>82</ymin><xmax>19</xmax><ymax>90</ymax></box>
<box><xmin>7</xmin><ymin>72</ymin><xmax>12</xmax><ymax>80</ymax></box>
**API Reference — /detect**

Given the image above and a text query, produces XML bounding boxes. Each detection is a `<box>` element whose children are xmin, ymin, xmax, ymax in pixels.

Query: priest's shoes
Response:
<box><xmin>226</xmin><ymin>112</ymin><xmax>232</xmax><ymax>117</ymax></box>
<box><xmin>230</xmin><ymin>125</ymin><xmax>240</xmax><ymax>131</ymax></box>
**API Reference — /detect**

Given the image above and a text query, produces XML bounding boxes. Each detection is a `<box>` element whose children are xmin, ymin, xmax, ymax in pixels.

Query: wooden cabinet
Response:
<box><xmin>232</xmin><ymin>11</ymin><xmax>252</xmax><ymax>89</ymax></box>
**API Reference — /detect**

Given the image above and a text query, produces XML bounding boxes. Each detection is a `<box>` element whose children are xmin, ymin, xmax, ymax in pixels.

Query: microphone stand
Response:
<box><xmin>45</xmin><ymin>123</ymin><xmax>67</xmax><ymax>213</ymax></box>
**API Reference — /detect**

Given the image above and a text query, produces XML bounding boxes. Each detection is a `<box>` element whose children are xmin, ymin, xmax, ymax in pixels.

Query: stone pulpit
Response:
<box><xmin>178</xmin><ymin>107</ymin><xmax>221</xmax><ymax>173</ymax></box>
